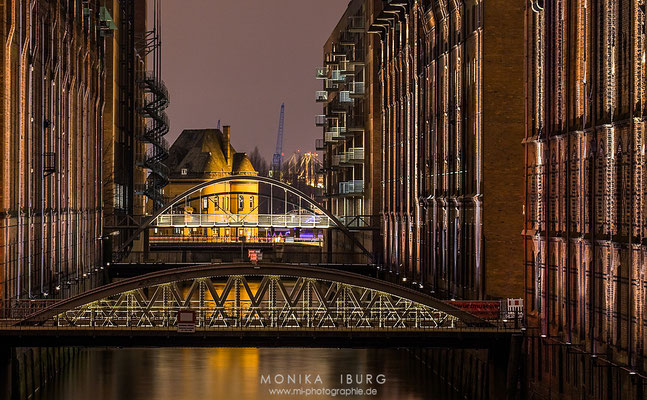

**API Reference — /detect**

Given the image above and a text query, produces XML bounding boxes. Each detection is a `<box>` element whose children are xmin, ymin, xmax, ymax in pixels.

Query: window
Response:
<box><xmin>249</xmin><ymin>196</ymin><xmax>254</xmax><ymax>208</ymax></box>
<box><xmin>238</xmin><ymin>195</ymin><xmax>244</xmax><ymax>210</ymax></box>
<box><xmin>214</xmin><ymin>196</ymin><xmax>219</xmax><ymax>209</ymax></box>
<box><xmin>181</xmin><ymin>168</ymin><xmax>188</xmax><ymax>175</ymax></box>
<box><xmin>203</xmin><ymin>197</ymin><xmax>208</xmax><ymax>210</ymax></box>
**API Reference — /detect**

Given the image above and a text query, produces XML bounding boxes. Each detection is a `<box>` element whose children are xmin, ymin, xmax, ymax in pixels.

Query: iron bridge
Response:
<box><xmin>6</xmin><ymin>265</ymin><xmax>516</xmax><ymax>348</ymax></box>
<box><xmin>119</xmin><ymin>175</ymin><xmax>373</xmax><ymax>260</ymax></box>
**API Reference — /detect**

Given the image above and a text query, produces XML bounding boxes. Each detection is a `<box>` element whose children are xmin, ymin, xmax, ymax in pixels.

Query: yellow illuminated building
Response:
<box><xmin>154</xmin><ymin>126</ymin><xmax>258</xmax><ymax>241</ymax></box>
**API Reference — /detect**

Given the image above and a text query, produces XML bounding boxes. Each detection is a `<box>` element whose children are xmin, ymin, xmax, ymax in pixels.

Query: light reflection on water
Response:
<box><xmin>35</xmin><ymin>348</ymin><xmax>459</xmax><ymax>400</ymax></box>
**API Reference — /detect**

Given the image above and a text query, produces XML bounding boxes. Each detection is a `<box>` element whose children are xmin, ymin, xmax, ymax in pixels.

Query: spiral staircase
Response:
<box><xmin>137</xmin><ymin>72</ymin><xmax>170</xmax><ymax>209</ymax></box>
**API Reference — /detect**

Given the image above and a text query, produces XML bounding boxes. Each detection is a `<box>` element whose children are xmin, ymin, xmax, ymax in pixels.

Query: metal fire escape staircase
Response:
<box><xmin>136</xmin><ymin>0</ymin><xmax>170</xmax><ymax>210</ymax></box>
<box><xmin>138</xmin><ymin>73</ymin><xmax>170</xmax><ymax>207</ymax></box>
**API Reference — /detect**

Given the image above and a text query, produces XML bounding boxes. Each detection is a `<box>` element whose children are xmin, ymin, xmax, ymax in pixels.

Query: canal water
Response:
<box><xmin>33</xmin><ymin>348</ymin><xmax>459</xmax><ymax>400</ymax></box>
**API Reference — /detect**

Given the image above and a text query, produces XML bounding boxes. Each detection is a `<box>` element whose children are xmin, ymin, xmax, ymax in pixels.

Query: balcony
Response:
<box><xmin>315</xmin><ymin>115</ymin><xmax>327</xmax><ymax>127</ymax></box>
<box><xmin>347</xmin><ymin>147</ymin><xmax>364</xmax><ymax>163</ymax></box>
<box><xmin>315</xmin><ymin>91</ymin><xmax>328</xmax><ymax>102</ymax></box>
<box><xmin>350</xmin><ymin>81</ymin><xmax>365</xmax><ymax>97</ymax></box>
<box><xmin>325</xmin><ymin>125</ymin><xmax>346</xmax><ymax>142</ymax></box>
<box><xmin>324</xmin><ymin>79</ymin><xmax>339</xmax><ymax>92</ymax></box>
<box><xmin>315</xmin><ymin>67</ymin><xmax>328</xmax><ymax>79</ymax></box>
<box><xmin>339</xmin><ymin>91</ymin><xmax>353</xmax><ymax>104</ymax></box>
<box><xmin>339</xmin><ymin>180</ymin><xmax>364</xmax><ymax>195</ymax></box>
<box><xmin>325</xmin><ymin>129</ymin><xmax>342</xmax><ymax>142</ymax></box>
<box><xmin>331</xmin><ymin>70</ymin><xmax>345</xmax><ymax>83</ymax></box>
<box><xmin>339</xmin><ymin>60</ymin><xmax>354</xmax><ymax>75</ymax></box>
<box><xmin>315</xmin><ymin>138</ymin><xmax>325</xmax><ymax>150</ymax></box>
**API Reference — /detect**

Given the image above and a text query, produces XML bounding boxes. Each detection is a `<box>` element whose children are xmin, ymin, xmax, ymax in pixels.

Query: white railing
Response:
<box><xmin>331</xmin><ymin>69</ymin><xmax>345</xmax><ymax>82</ymax></box>
<box><xmin>316</xmin><ymin>91</ymin><xmax>328</xmax><ymax>102</ymax></box>
<box><xmin>349</xmin><ymin>147</ymin><xmax>364</xmax><ymax>161</ymax></box>
<box><xmin>351</xmin><ymin>81</ymin><xmax>365</xmax><ymax>95</ymax></box>
<box><xmin>325</xmin><ymin>129</ymin><xmax>343</xmax><ymax>142</ymax></box>
<box><xmin>315</xmin><ymin>67</ymin><xmax>328</xmax><ymax>79</ymax></box>
<box><xmin>339</xmin><ymin>91</ymin><xmax>353</xmax><ymax>103</ymax></box>
<box><xmin>154</xmin><ymin>213</ymin><xmax>332</xmax><ymax>229</ymax></box>
<box><xmin>339</xmin><ymin>180</ymin><xmax>364</xmax><ymax>194</ymax></box>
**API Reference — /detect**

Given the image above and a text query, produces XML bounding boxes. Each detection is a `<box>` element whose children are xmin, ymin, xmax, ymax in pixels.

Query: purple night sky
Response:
<box><xmin>160</xmin><ymin>0</ymin><xmax>350</xmax><ymax>162</ymax></box>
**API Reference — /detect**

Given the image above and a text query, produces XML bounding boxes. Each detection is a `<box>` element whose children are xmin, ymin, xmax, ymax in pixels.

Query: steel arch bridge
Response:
<box><xmin>18</xmin><ymin>264</ymin><xmax>485</xmax><ymax>330</ymax></box>
<box><xmin>118</xmin><ymin>175</ymin><xmax>372</xmax><ymax>259</ymax></box>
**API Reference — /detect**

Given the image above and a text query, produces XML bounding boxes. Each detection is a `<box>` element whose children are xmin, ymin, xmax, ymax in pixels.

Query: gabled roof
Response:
<box><xmin>166</xmin><ymin>128</ymin><xmax>256</xmax><ymax>178</ymax></box>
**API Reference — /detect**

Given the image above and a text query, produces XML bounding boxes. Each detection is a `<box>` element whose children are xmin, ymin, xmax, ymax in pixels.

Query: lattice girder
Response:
<box><xmin>55</xmin><ymin>275</ymin><xmax>460</xmax><ymax>330</ymax></box>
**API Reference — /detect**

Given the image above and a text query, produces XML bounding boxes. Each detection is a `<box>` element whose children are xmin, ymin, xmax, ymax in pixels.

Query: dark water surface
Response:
<box><xmin>34</xmin><ymin>348</ymin><xmax>459</xmax><ymax>400</ymax></box>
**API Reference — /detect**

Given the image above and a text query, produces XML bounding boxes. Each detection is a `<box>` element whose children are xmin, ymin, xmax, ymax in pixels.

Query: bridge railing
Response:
<box><xmin>149</xmin><ymin>236</ymin><xmax>323</xmax><ymax>245</ymax></box>
<box><xmin>119</xmin><ymin>250</ymin><xmax>374</xmax><ymax>265</ymax></box>
<box><xmin>153</xmin><ymin>214</ymin><xmax>332</xmax><ymax>228</ymax></box>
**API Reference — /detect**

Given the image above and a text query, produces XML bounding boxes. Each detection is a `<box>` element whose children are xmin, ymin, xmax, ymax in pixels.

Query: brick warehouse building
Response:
<box><xmin>0</xmin><ymin>0</ymin><xmax>150</xmax><ymax>315</ymax></box>
<box><xmin>0</xmin><ymin>1</ymin><xmax>105</xmax><ymax>311</ymax></box>
<box><xmin>371</xmin><ymin>0</ymin><xmax>525</xmax><ymax>300</ymax></box>
<box><xmin>525</xmin><ymin>0</ymin><xmax>647</xmax><ymax>398</ymax></box>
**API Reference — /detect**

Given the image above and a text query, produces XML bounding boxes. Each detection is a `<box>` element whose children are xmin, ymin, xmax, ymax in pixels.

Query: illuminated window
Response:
<box><xmin>214</xmin><ymin>196</ymin><xmax>219</xmax><ymax>208</ymax></box>
<box><xmin>203</xmin><ymin>197</ymin><xmax>208</xmax><ymax>210</ymax></box>
<box><xmin>238</xmin><ymin>195</ymin><xmax>244</xmax><ymax>210</ymax></box>
<box><xmin>181</xmin><ymin>168</ymin><xmax>188</xmax><ymax>176</ymax></box>
<box><xmin>249</xmin><ymin>196</ymin><xmax>254</xmax><ymax>208</ymax></box>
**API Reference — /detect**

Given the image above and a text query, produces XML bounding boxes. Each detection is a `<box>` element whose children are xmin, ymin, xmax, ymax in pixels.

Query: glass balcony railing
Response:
<box><xmin>348</xmin><ymin>147</ymin><xmax>364</xmax><ymax>162</ymax></box>
<box><xmin>331</xmin><ymin>69</ymin><xmax>345</xmax><ymax>82</ymax></box>
<box><xmin>339</xmin><ymin>91</ymin><xmax>353</xmax><ymax>103</ymax></box>
<box><xmin>351</xmin><ymin>81</ymin><xmax>365</xmax><ymax>97</ymax></box>
<box><xmin>325</xmin><ymin>130</ymin><xmax>342</xmax><ymax>142</ymax></box>
<box><xmin>339</xmin><ymin>180</ymin><xmax>364</xmax><ymax>194</ymax></box>
<box><xmin>315</xmin><ymin>115</ymin><xmax>327</xmax><ymax>126</ymax></box>
<box><xmin>316</xmin><ymin>91</ymin><xmax>328</xmax><ymax>102</ymax></box>
<box><xmin>316</xmin><ymin>67</ymin><xmax>328</xmax><ymax>79</ymax></box>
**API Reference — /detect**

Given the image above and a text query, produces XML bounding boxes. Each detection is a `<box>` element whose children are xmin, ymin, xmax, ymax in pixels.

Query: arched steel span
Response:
<box><xmin>19</xmin><ymin>264</ymin><xmax>487</xmax><ymax>327</ymax></box>
<box><xmin>117</xmin><ymin>175</ymin><xmax>373</xmax><ymax>260</ymax></box>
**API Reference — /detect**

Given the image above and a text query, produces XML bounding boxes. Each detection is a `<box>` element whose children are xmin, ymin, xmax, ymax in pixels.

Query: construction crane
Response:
<box><xmin>270</xmin><ymin>103</ymin><xmax>285</xmax><ymax>179</ymax></box>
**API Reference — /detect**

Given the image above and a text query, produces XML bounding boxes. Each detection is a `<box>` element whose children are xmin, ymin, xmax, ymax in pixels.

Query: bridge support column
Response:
<box><xmin>488</xmin><ymin>334</ymin><xmax>522</xmax><ymax>400</ymax></box>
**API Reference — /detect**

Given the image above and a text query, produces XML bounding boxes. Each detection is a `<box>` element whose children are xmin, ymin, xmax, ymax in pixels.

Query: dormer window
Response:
<box><xmin>181</xmin><ymin>168</ymin><xmax>188</xmax><ymax>176</ymax></box>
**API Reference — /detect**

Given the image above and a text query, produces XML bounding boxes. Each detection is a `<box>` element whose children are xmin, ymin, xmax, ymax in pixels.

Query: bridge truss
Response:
<box><xmin>21</xmin><ymin>265</ymin><xmax>484</xmax><ymax>330</ymax></box>
<box><xmin>55</xmin><ymin>275</ymin><xmax>456</xmax><ymax>329</ymax></box>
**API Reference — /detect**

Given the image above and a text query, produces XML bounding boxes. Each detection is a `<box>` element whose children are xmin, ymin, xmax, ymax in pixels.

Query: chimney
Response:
<box><xmin>223</xmin><ymin>125</ymin><xmax>231</xmax><ymax>162</ymax></box>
